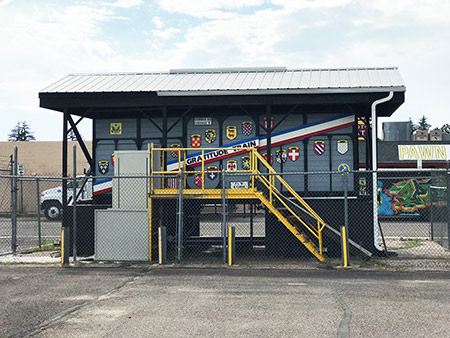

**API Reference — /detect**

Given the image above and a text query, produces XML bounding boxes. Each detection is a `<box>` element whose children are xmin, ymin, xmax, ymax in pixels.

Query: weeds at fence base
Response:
<box><xmin>22</xmin><ymin>240</ymin><xmax>60</xmax><ymax>254</ymax></box>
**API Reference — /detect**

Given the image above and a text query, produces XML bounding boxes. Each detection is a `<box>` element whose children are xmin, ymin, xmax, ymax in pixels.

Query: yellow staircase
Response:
<box><xmin>149</xmin><ymin>145</ymin><xmax>327</xmax><ymax>261</ymax></box>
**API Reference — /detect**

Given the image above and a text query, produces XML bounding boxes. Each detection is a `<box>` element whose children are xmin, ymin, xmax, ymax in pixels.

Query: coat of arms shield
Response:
<box><xmin>337</xmin><ymin>139</ymin><xmax>349</xmax><ymax>155</ymax></box>
<box><xmin>314</xmin><ymin>140</ymin><xmax>325</xmax><ymax>155</ymax></box>
<box><xmin>207</xmin><ymin>166</ymin><xmax>218</xmax><ymax>180</ymax></box>
<box><xmin>170</xmin><ymin>144</ymin><xmax>181</xmax><ymax>158</ymax></box>
<box><xmin>276</xmin><ymin>149</ymin><xmax>287</xmax><ymax>164</ymax></box>
<box><xmin>205</xmin><ymin>129</ymin><xmax>216</xmax><ymax>144</ymax></box>
<box><xmin>241</xmin><ymin>156</ymin><xmax>251</xmax><ymax>170</ymax></box>
<box><xmin>98</xmin><ymin>160</ymin><xmax>109</xmax><ymax>175</ymax></box>
<box><xmin>227</xmin><ymin>160</ymin><xmax>237</xmax><ymax>171</ymax></box>
<box><xmin>191</xmin><ymin>134</ymin><xmax>201</xmax><ymax>148</ymax></box>
<box><xmin>226</xmin><ymin>126</ymin><xmax>237</xmax><ymax>140</ymax></box>
<box><xmin>288</xmin><ymin>146</ymin><xmax>299</xmax><ymax>161</ymax></box>
<box><xmin>242</xmin><ymin>121</ymin><xmax>253</xmax><ymax>136</ymax></box>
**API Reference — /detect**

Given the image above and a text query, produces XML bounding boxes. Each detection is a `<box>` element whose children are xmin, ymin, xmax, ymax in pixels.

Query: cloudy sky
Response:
<box><xmin>0</xmin><ymin>0</ymin><xmax>448</xmax><ymax>141</ymax></box>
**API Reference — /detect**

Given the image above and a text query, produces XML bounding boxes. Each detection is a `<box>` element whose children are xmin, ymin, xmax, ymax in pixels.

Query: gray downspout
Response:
<box><xmin>372</xmin><ymin>91</ymin><xmax>394</xmax><ymax>251</ymax></box>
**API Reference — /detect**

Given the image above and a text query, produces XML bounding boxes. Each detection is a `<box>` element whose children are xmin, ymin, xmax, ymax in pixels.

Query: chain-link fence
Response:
<box><xmin>1</xmin><ymin>169</ymin><xmax>449</xmax><ymax>268</ymax></box>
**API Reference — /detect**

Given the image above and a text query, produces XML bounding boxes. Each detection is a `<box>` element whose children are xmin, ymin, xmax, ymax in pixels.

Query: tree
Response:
<box><xmin>67</xmin><ymin>130</ymin><xmax>77</xmax><ymax>141</ymax></box>
<box><xmin>416</xmin><ymin>115</ymin><xmax>431</xmax><ymax>131</ymax></box>
<box><xmin>409</xmin><ymin>117</ymin><xmax>418</xmax><ymax>134</ymax></box>
<box><xmin>8</xmin><ymin>121</ymin><xmax>36</xmax><ymax>141</ymax></box>
<box><xmin>441</xmin><ymin>123</ymin><xmax>450</xmax><ymax>134</ymax></box>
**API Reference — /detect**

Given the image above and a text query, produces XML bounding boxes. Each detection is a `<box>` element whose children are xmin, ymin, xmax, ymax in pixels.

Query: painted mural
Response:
<box><xmin>378</xmin><ymin>176</ymin><xmax>447</xmax><ymax>216</ymax></box>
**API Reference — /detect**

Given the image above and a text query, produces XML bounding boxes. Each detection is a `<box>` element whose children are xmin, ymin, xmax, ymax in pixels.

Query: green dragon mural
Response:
<box><xmin>381</xmin><ymin>176</ymin><xmax>447</xmax><ymax>215</ymax></box>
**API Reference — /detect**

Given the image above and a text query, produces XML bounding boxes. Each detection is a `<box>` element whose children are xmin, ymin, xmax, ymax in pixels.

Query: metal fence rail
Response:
<box><xmin>0</xmin><ymin>169</ymin><xmax>448</xmax><ymax>268</ymax></box>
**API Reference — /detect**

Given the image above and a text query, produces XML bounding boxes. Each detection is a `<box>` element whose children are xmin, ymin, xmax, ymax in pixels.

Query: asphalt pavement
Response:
<box><xmin>1</xmin><ymin>265</ymin><xmax>449</xmax><ymax>338</ymax></box>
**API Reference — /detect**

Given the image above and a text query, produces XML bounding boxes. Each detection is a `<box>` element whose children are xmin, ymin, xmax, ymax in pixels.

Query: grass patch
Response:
<box><xmin>22</xmin><ymin>238</ymin><xmax>61</xmax><ymax>254</ymax></box>
<box><xmin>401</xmin><ymin>238</ymin><xmax>423</xmax><ymax>249</ymax></box>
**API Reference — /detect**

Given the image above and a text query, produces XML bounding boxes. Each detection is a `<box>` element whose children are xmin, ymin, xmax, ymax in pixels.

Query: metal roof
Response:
<box><xmin>40</xmin><ymin>67</ymin><xmax>405</xmax><ymax>96</ymax></box>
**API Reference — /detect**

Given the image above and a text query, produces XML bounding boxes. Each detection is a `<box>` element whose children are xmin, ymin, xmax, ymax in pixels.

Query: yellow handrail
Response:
<box><xmin>149</xmin><ymin>145</ymin><xmax>325</xmax><ymax>255</ymax></box>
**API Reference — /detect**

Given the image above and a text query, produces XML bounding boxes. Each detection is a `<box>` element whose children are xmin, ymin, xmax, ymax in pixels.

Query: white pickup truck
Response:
<box><xmin>40</xmin><ymin>177</ymin><xmax>93</xmax><ymax>220</ymax></box>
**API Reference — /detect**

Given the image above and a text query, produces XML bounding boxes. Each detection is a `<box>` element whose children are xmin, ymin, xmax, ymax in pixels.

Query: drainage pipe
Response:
<box><xmin>372</xmin><ymin>91</ymin><xmax>394</xmax><ymax>251</ymax></box>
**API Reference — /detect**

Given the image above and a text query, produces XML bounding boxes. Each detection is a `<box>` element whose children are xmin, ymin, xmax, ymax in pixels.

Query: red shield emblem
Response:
<box><xmin>288</xmin><ymin>146</ymin><xmax>299</xmax><ymax>161</ymax></box>
<box><xmin>263</xmin><ymin>153</ymin><xmax>273</xmax><ymax>165</ymax></box>
<box><xmin>194</xmin><ymin>174</ymin><xmax>203</xmax><ymax>187</ymax></box>
<box><xmin>263</xmin><ymin>117</ymin><xmax>274</xmax><ymax>131</ymax></box>
<box><xmin>191</xmin><ymin>134</ymin><xmax>201</xmax><ymax>148</ymax></box>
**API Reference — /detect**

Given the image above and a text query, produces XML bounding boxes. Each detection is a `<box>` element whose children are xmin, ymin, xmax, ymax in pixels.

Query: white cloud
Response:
<box><xmin>0</xmin><ymin>0</ymin><xmax>449</xmax><ymax>140</ymax></box>
<box><xmin>152</xmin><ymin>27</ymin><xmax>180</xmax><ymax>40</ymax></box>
<box><xmin>156</xmin><ymin>0</ymin><xmax>266</xmax><ymax>18</ymax></box>
<box><xmin>0</xmin><ymin>0</ymin><xmax>13</xmax><ymax>7</ymax></box>
<box><xmin>105</xmin><ymin>0</ymin><xmax>143</xmax><ymax>8</ymax></box>
<box><xmin>152</xmin><ymin>16</ymin><xmax>164</xmax><ymax>29</ymax></box>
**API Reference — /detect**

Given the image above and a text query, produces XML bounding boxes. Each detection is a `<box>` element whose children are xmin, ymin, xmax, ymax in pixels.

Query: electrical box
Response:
<box><xmin>429</xmin><ymin>130</ymin><xmax>442</xmax><ymax>141</ymax></box>
<box><xmin>112</xmin><ymin>150</ymin><xmax>150</xmax><ymax>210</ymax></box>
<box><xmin>414</xmin><ymin>130</ymin><xmax>428</xmax><ymax>141</ymax></box>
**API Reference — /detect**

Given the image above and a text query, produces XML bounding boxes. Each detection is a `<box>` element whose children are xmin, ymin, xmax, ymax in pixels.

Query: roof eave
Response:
<box><xmin>156</xmin><ymin>87</ymin><xmax>406</xmax><ymax>97</ymax></box>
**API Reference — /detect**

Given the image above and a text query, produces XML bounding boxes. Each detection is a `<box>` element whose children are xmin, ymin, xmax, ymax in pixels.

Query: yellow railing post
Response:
<box><xmin>201</xmin><ymin>149</ymin><xmax>205</xmax><ymax>190</ymax></box>
<box><xmin>150</xmin><ymin>143</ymin><xmax>154</xmax><ymax>192</ymax></box>
<box><xmin>251</xmin><ymin>149</ymin><xmax>255</xmax><ymax>189</ymax></box>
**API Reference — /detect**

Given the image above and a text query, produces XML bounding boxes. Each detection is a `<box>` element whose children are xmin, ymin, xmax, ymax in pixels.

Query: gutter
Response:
<box><xmin>371</xmin><ymin>92</ymin><xmax>394</xmax><ymax>251</ymax></box>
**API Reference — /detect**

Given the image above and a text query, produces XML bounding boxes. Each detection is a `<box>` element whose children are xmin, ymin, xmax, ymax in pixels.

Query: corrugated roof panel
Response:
<box><xmin>248</xmin><ymin>72</ymin><xmax>267</xmax><ymax>90</ymax></box>
<box><xmin>138</xmin><ymin>74</ymin><xmax>163</xmax><ymax>91</ymax></box>
<box><xmin>154</xmin><ymin>73</ymin><xmax>180</xmax><ymax>91</ymax></box>
<box><xmin>40</xmin><ymin>67</ymin><xmax>405</xmax><ymax>94</ymax></box>
<box><xmin>288</xmin><ymin>70</ymin><xmax>302</xmax><ymax>88</ymax></box>
<box><xmin>227</xmin><ymin>72</ymin><xmax>246</xmax><ymax>90</ymax></box>
<box><xmin>142</xmin><ymin>73</ymin><xmax>168</xmax><ymax>91</ymax></box>
<box><xmin>329</xmin><ymin>70</ymin><xmax>341</xmax><ymax>88</ymax></box>
<box><xmin>359</xmin><ymin>69</ymin><xmax>371</xmax><ymax>87</ymax></box>
<box><xmin>122</xmin><ymin>74</ymin><xmax>148</xmax><ymax>91</ymax></box>
<box><xmin>348</xmin><ymin>69</ymin><xmax>361</xmax><ymax>88</ymax></box>
<box><xmin>319</xmin><ymin>69</ymin><xmax>331</xmax><ymax>88</ymax></box>
<box><xmin>259</xmin><ymin>71</ymin><xmax>275</xmax><ymax>89</ymax></box>
<box><xmin>215</xmin><ymin>72</ymin><xmax>235</xmax><ymax>90</ymax></box>
<box><xmin>72</xmin><ymin>75</ymin><xmax>102</xmax><ymax>92</ymax></box>
<box><xmin>159</xmin><ymin>73</ymin><xmax>187</xmax><ymax>91</ymax></box>
<box><xmin>238</xmin><ymin>72</ymin><xmax>255</xmax><ymax>89</ymax></box>
<box><xmin>171</xmin><ymin>73</ymin><xmax>197</xmax><ymax>91</ymax></box>
<box><xmin>310</xmin><ymin>70</ymin><xmax>322</xmax><ymax>88</ymax></box>
<box><xmin>198</xmin><ymin>73</ymin><xmax>222</xmax><ymax>90</ymax></box>
<box><xmin>55</xmin><ymin>74</ymin><xmax>90</xmax><ymax>92</ymax></box>
<box><xmin>368</xmin><ymin>69</ymin><xmax>383</xmax><ymax>87</ymax></box>
<box><xmin>108</xmin><ymin>75</ymin><xmax>138</xmax><ymax>92</ymax></box>
<box><xmin>101</xmin><ymin>74</ymin><xmax>131</xmax><ymax>92</ymax></box>
<box><xmin>230</xmin><ymin>72</ymin><xmax>249</xmax><ymax>90</ymax></box>
<box><xmin>41</xmin><ymin>75</ymin><xmax>73</xmax><ymax>92</ymax></box>
<box><xmin>277</xmin><ymin>70</ymin><xmax>292</xmax><ymax>89</ymax></box>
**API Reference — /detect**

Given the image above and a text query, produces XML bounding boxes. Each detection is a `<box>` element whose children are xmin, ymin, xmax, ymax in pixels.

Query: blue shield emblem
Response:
<box><xmin>314</xmin><ymin>140</ymin><xmax>325</xmax><ymax>156</ymax></box>
<box><xmin>207</xmin><ymin>166</ymin><xmax>218</xmax><ymax>180</ymax></box>
<box><xmin>205</xmin><ymin>129</ymin><xmax>216</xmax><ymax>144</ymax></box>
<box><xmin>98</xmin><ymin>160</ymin><xmax>109</xmax><ymax>175</ymax></box>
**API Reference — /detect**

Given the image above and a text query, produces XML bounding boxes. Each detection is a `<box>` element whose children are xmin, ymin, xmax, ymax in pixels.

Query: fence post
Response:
<box><xmin>176</xmin><ymin>170</ymin><xmax>183</xmax><ymax>262</ymax></box>
<box><xmin>447</xmin><ymin>170</ymin><xmax>450</xmax><ymax>250</ymax></box>
<box><xmin>228</xmin><ymin>226</ymin><xmax>235</xmax><ymax>266</ymax></box>
<box><xmin>11</xmin><ymin>146</ymin><xmax>18</xmax><ymax>255</ymax></box>
<box><xmin>72</xmin><ymin>145</ymin><xmax>77</xmax><ymax>263</ymax></box>
<box><xmin>222</xmin><ymin>169</ymin><xmax>227</xmax><ymax>264</ymax></box>
<box><xmin>341</xmin><ymin>170</ymin><xmax>350</xmax><ymax>267</ymax></box>
<box><xmin>159</xmin><ymin>226</ymin><xmax>167</xmax><ymax>264</ymax></box>
<box><xmin>37</xmin><ymin>177</ymin><xmax>41</xmax><ymax>248</ymax></box>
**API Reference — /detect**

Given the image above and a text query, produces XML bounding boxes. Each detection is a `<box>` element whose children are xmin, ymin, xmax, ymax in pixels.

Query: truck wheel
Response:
<box><xmin>45</xmin><ymin>202</ymin><xmax>62</xmax><ymax>220</ymax></box>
